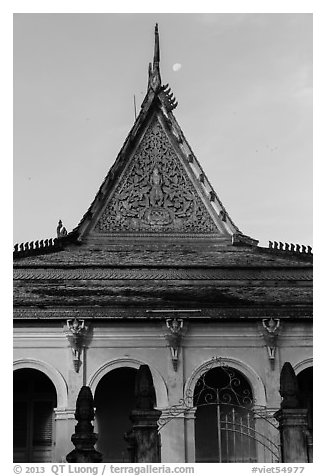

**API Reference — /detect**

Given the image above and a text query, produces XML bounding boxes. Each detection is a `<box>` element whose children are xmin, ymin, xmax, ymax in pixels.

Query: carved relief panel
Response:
<box><xmin>95</xmin><ymin>119</ymin><xmax>219</xmax><ymax>233</ymax></box>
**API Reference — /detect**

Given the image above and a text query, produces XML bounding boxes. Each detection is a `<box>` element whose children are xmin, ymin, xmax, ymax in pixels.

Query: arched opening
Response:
<box><xmin>297</xmin><ymin>367</ymin><xmax>313</xmax><ymax>432</ymax></box>
<box><xmin>94</xmin><ymin>367</ymin><xmax>139</xmax><ymax>462</ymax></box>
<box><xmin>13</xmin><ymin>368</ymin><xmax>57</xmax><ymax>462</ymax></box>
<box><xmin>194</xmin><ymin>366</ymin><xmax>256</xmax><ymax>463</ymax></box>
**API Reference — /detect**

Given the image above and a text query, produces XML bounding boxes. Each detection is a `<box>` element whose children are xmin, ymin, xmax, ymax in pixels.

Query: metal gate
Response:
<box><xmin>159</xmin><ymin>361</ymin><xmax>280</xmax><ymax>463</ymax></box>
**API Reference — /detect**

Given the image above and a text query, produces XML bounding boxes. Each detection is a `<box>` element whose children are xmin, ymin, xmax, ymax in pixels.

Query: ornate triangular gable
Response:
<box><xmin>93</xmin><ymin>116</ymin><xmax>221</xmax><ymax>235</ymax></box>
<box><xmin>73</xmin><ymin>24</ymin><xmax>253</xmax><ymax>245</ymax></box>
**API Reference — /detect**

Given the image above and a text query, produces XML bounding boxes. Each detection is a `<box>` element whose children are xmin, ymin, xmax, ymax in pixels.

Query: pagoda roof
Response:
<box><xmin>13</xmin><ymin>240</ymin><xmax>312</xmax><ymax>268</ymax></box>
<box><xmin>13</xmin><ymin>239</ymin><xmax>312</xmax><ymax>318</ymax></box>
<box><xmin>13</xmin><ymin>25</ymin><xmax>312</xmax><ymax>322</ymax></box>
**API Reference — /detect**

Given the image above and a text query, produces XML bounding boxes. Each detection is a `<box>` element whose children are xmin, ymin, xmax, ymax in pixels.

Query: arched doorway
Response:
<box><xmin>194</xmin><ymin>366</ymin><xmax>256</xmax><ymax>463</ymax></box>
<box><xmin>297</xmin><ymin>366</ymin><xmax>313</xmax><ymax>462</ymax></box>
<box><xmin>13</xmin><ymin>368</ymin><xmax>57</xmax><ymax>462</ymax></box>
<box><xmin>94</xmin><ymin>367</ymin><xmax>139</xmax><ymax>462</ymax></box>
<box><xmin>297</xmin><ymin>367</ymin><xmax>313</xmax><ymax>433</ymax></box>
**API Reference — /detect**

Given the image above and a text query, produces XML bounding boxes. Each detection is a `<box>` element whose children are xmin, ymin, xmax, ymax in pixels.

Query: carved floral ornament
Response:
<box><xmin>95</xmin><ymin>120</ymin><xmax>219</xmax><ymax>234</ymax></box>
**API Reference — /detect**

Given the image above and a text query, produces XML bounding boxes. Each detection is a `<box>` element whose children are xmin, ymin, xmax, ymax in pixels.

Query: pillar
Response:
<box><xmin>184</xmin><ymin>408</ymin><xmax>196</xmax><ymax>462</ymax></box>
<box><xmin>159</xmin><ymin>407</ymin><xmax>186</xmax><ymax>463</ymax></box>
<box><xmin>274</xmin><ymin>362</ymin><xmax>309</xmax><ymax>463</ymax></box>
<box><xmin>253</xmin><ymin>407</ymin><xmax>280</xmax><ymax>463</ymax></box>
<box><xmin>129</xmin><ymin>408</ymin><xmax>162</xmax><ymax>463</ymax></box>
<box><xmin>274</xmin><ymin>409</ymin><xmax>308</xmax><ymax>463</ymax></box>
<box><xmin>54</xmin><ymin>409</ymin><xmax>75</xmax><ymax>462</ymax></box>
<box><xmin>128</xmin><ymin>365</ymin><xmax>162</xmax><ymax>463</ymax></box>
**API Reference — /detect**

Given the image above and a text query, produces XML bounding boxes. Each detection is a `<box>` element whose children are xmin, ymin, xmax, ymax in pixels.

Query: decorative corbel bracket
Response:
<box><xmin>164</xmin><ymin>318</ymin><xmax>184</xmax><ymax>371</ymax></box>
<box><xmin>261</xmin><ymin>318</ymin><xmax>281</xmax><ymax>368</ymax></box>
<box><xmin>65</xmin><ymin>319</ymin><xmax>89</xmax><ymax>373</ymax></box>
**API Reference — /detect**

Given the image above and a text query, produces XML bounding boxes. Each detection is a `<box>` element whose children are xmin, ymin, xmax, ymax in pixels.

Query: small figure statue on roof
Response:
<box><xmin>57</xmin><ymin>219</ymin><xmax>68</xmax><ymax>238</ymax></box>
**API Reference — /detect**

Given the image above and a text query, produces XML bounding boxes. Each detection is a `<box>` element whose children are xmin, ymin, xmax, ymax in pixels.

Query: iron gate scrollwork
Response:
<box><xmin>158</xmin><ymin>358</ymin><xmax>280</xmax><ymax>463</ymax></box>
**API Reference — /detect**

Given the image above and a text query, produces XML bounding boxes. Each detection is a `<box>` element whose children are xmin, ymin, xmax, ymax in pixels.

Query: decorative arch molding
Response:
<box><xmin>88</xmin><ymin>358</ymin><xmax>169</xmax><ymax>408</ymax></box>
<box><xmin>184</xmin><ymin>356</ymin><xmax>267</xmax><ymax>408</ymax></box>
<box><xmin>13</xmin><ymin>358</ymin><xmax>68</xmax><ymax>409</ymax></box>
<box><xmin>293</xmin><ymin>358</ymin><xmax>313</xmax><ymax>375</ymax></box>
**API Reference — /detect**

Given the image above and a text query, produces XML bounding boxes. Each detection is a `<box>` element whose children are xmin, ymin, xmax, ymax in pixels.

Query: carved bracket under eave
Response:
<box><xmin>260</xmin><ymin>318</ymin><xmax>281</xmax><ymax>369</ymax></box>
<box><xmin>164</xmin><ymin>318</ymin><xmax>186</xmax><ymax>371</ymax></box>
<box><xmin>64</xmin><ymin>319</ymin><xmax>90</xmax><ymax>373</ymax></box>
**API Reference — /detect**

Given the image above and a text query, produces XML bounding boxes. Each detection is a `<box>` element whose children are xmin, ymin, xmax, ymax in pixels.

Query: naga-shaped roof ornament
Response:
<box><xmin>161</xmin><ymin>83</ymin><xmax>178</xmax><ymax>111</ymax></box>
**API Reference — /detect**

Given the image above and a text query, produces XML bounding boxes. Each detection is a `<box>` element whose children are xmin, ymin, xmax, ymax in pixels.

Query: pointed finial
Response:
<box><xmin>66</xmin><ymin>386</ymin><xmax>102</xmax><ymax>463</ymax></box>
<box><xmin>135</xmin><ymin>365</ymin><xmax>156</xmax><ymax>410</ymax></box>
<box><xmin>279</xmin><ymin>362</ymin><xmax>300</xmax><ymax>409</ymax></box>
<box><xmin>148</xmin><ymin>24</ymin><xmax>161</xmax><ymax>91</ymax></box>
<box><xmin>154</xmin><ymin>23</ymin><xmax>160</xmax><ymax>67</ymax></box>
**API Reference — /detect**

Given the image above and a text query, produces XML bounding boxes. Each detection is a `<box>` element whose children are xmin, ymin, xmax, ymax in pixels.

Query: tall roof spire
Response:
<box><xmin>148</xmin><ymin>23</ymin><xmax>161</xmax><ymax>91</ymax></box>
<box><xmin>153</xmin><ymin>23</ymin><xmax>160</xmax><ymax>68</ymax></box>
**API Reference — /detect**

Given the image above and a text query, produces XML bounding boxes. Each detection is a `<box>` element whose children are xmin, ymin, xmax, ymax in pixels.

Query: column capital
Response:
<box><xmin>54</xmin><ymin>408</ymin><xmax>76</xmax><ymax>420</ymax></box>
<box><xmin>159</xmin><ymin>405</ymin><xmax>196</xmax><ymax>421</ymax></box>
<box><xmin>130</xmin><ymin>408</ymin><xmax>162</xmax><ymax>429</ymax></box>
<box><xmin>253</xmin><ymin>406</ymin><xmax>279</xmax><ymax>420</ymax></box>
<box><xmin>274</xmin><ymin>408</ymin><xmax>308</xmax><ymax>427</ymax></box>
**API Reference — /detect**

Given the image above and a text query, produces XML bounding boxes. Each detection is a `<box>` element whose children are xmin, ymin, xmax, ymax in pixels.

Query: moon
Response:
<box><xmin>172</xmin><ymin>63</ymin><xmax>182</xmax><ymax>72</ymax></box>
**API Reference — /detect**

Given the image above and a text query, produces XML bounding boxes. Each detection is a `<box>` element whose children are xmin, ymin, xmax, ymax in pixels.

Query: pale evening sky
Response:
<box><xmin>13</xmin><ymin>13</ymin><xmax>312</xmax><ymax>247</ymax></box>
